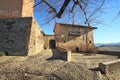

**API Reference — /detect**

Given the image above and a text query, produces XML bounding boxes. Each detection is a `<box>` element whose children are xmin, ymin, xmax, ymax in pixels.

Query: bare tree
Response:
<box><xmin>34</xmin><ymin>0</ymin><xmax>106</xmax><ymax>26</ymax></box>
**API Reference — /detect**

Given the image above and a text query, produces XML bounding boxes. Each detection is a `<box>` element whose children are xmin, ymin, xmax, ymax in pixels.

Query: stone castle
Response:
<box><xmin>0</xmin><ymin>0</ymin><xmax>96</xmax><ymax>56</ymax></box>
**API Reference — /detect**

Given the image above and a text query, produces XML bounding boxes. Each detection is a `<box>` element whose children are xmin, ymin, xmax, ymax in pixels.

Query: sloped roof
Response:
<box><xmin>53</xmin><ymin>23</ymin><xmax>97</xmax><ymax>32</ymax></box>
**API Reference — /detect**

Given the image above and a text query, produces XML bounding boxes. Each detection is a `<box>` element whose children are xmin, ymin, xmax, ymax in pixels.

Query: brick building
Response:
<box><xmin>45</xmin><ymin>23</ymin><xmax>97</xmax><ymax>52</ymax></box>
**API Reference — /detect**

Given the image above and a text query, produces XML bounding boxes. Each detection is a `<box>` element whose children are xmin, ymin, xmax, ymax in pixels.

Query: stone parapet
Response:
<box><xmin>99</xmin><ymin>59</ymin><xmax>120</xmax><ymax>74</ymax></box>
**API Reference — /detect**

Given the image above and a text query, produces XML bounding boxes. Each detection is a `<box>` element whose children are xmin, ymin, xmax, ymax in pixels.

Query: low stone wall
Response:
<box><xmin>98</xmin><ymin>51</ymin><xmax>120</xmax><ymax>58</ymax></box>
<box><xmin>57</xmin><ymin>47</ymin><xmax>71</xmax><ymax>62</ymax></box>
<box><xmin>99</xmin><ymin>59</ymin><xmax>120</xmax><ymax>75</ymax></box>
<box><xmin>62</xmin><ymin>50</ymin><xmax>71</xmax><ymax>62</ymax></box>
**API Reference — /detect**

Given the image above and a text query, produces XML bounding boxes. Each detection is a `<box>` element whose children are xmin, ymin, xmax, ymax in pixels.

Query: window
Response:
<box><xmin>90</xmin><ymin>40</ymin><xmax>92</xmax><ymax>44</ymax></box>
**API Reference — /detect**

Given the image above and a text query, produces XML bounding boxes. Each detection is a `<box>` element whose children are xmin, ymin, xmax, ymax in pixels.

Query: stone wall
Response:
<box><xmin>0</xmin><ymin>17</ymin><xmax>32</xmax><ymax>55</ymax></box>
<box><xmin>28</xmin><ymin>18</ymin><xmax>44</xmax><ymax>56</ymax></box>
<box><xmin>0</xmin><ymin>0</ymin><xmax>33</xmax><ymax>18</ymax></box>
<box><xmin>99</xmin><ymin>59</ymin><xmax>120</xmax><ymax>79</ymax></box>
<box><xmin>0</xmin><ymin>17</ymin><xmax>44</xmax><ymax>56</ymax></box>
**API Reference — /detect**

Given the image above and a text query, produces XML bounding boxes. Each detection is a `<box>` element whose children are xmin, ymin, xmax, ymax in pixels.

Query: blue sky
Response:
<box><xmin>34</xmin><ymin>0</ymin><xmax>120</xmax><ymax>43</ymax></box>
<box><xmin>94</xmin><ymin>0</ymin><xmax>120</xmax><ymax>43</ymax></box>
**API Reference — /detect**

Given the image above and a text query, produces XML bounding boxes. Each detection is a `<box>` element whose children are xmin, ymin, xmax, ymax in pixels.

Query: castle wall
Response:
<box><xmin>0</xmin><ymin>0</ymin><xmax>33</xmax><ymax>18</ymax></box>
<box><xmin>0</xmin><ymin>17</ymin><xmax>32</xmax><ymax>55</ymax></box>
<box><xmin>0</xmin><ymin>17</ymin><xmax>44</xmax><ymax>56</ymax></box>
<box><xmin>0</xmin><ymin>0</ymin><xmax>44</xmax><ymax>56</ymax></box>
<box><xmin>28</xmin><ymin>18</ymin><xmax>44</xmax><ymax>56</ymax></box>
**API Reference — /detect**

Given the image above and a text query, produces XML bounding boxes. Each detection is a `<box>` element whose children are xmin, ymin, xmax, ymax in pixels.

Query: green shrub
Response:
<box><xmin>0</xmin><ymin>52</ymin><xmax>6</xmax><ymax>56</ymax></box>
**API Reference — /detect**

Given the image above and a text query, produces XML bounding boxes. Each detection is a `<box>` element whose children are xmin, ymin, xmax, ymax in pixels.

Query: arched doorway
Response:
<box><xmin>76</xmin><ymin>47</ymin><xmax>79</xmax><ymax>52</ymax></box>
<box><xmin>49</xmin><ymin>39</ymin><xmax>56</xmax><ymax>49</ymax></box>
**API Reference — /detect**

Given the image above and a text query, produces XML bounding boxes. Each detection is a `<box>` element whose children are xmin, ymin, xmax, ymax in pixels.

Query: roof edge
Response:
<box><xmin>55</xmin><ymin>23</ymin><xmax>97</xmax><ymax>29</ymax></box>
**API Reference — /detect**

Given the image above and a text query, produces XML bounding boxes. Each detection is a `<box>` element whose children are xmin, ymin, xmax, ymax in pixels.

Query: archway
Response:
<box><xmin>49</xmin><ymin>39</ymin><xmax>56</xmax><ymax>49</ymax></box>
<box><xmin>76</xmin><ymin>47</ymin><xmax>79</xmax><ymax>52</ymax></box>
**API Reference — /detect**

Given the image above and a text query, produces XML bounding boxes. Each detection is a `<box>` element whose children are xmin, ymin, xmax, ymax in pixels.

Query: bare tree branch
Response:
<box><xmin>57</xmin><ymin>0</ymin><xmax>71</xmax><ymax>18</ymax></box>
<box><xmin>35</xmin><ymin>0</ymin><xmax>113</xmax><ymax>26</ymax></box>
<box><xmin>35</xmin><ymin>0</ymin><xmax>71</xmax><ymax>18</ymax></box>
<box><xmin>71</xmin><ymin>4</ymin><xmax>76</xmax><ymax>12</ymax></box>
<box><xmin>46</xmin><ymin>16</ymin><xmax>56</xmax><ymax>24</ymax></box>
<box><xmin>42</xmin><ymin>0</ymin><xmax>57</xmax><ymax>15</ymax></box>
<box><xmin>88</xmin><ymin>0</ymin><xmax>105</xmax><ymax>20</ymax></box>
<box><xmin>34</xmin><ymin>1</ymin><xmax>42</xmax><ymax>7</ymax></box>
<box><xmin>78</xmin><ymin>4</ymin><xmax>88</xmax><ymax>25</ymax></box>
<box><xmin>112</xmin><ymin>10</ymin><xmax>120</xmax><ymax>21</ymax></box>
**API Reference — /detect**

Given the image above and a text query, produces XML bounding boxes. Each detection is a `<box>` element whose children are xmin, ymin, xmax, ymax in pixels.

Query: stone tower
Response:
<box><xmin>0</xmin><ymin>0</ymin><xmax>44</xmax><ymax>56</ymax></box>
<box><xmin>0</xmin><ymin>0</ymin><xmax>34</xmax><ymax>18</ymax></box>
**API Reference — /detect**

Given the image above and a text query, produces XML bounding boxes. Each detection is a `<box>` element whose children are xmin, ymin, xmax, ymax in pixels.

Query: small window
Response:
<box><xmin>90</xmin><ymin>40</ymin><xmax>92</xmax><ymax>44</ymax></box>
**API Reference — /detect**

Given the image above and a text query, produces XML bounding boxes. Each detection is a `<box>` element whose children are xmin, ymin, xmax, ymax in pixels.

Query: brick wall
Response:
<box><xmin>0</xmin><ymin>0</ymin><xmax>33</xmax><ymax>18</ymax></box>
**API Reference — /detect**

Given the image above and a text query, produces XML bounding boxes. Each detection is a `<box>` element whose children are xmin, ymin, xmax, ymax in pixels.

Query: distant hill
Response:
<box><xmin>95</xmin><ymin>42</ymin><xmax>120</xmax><ymax>52</ymax></box>
<box><xmin>95</xmin><ymin>42</ymin><xmax>120</xmax><ymax>47</ymax></box>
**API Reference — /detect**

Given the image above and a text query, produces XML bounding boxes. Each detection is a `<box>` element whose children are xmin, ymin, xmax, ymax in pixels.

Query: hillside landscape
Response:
<box><xmin>96</xmin><ymin>42</ymin><xmax>120</xmax><ymax>52</ymax></box>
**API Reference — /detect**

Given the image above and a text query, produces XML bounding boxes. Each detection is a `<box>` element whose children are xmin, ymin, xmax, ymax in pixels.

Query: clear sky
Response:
<box><xmin>93</xmin><ymin>0</ymin><xmax>120</xmax><ymax>43</ymax></box>
<box><xmin>34</xmin><ymin>0</ymin><xmax>120</xmax><ymax>43</ymax></box>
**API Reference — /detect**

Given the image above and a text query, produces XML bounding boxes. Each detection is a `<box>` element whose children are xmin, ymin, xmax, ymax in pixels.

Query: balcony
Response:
<box><xmin>69</xmin><ymin>30</ymin><xmax>81</xmax><ymax>36</ymax></box>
